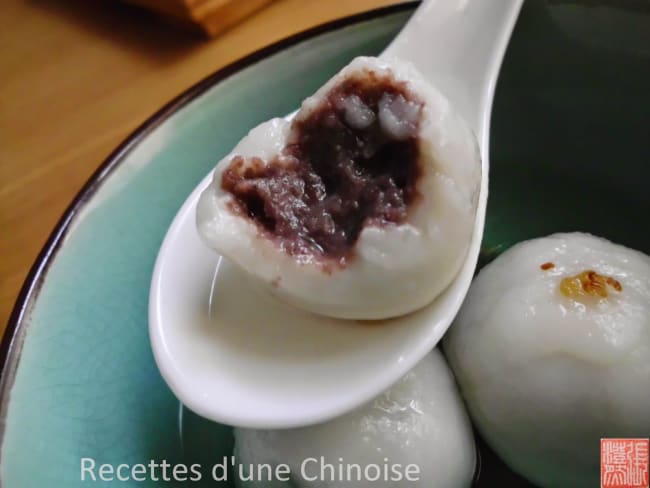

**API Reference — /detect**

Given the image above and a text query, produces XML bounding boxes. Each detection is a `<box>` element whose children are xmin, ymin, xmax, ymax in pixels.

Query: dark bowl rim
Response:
<box><xmin>0</xmin><ymin>0</ymin><xmax>418</xmax><ymax>434</ymax></box>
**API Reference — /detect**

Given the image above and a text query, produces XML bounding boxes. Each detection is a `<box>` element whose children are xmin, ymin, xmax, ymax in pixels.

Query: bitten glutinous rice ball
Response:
<box><xmin>233</xmin><ymin>350</ymin><xmax>476</xmax><ymax>488</ymax></box>
<box><xmin>444</xmin><ymin>233</ymin><xmax>650</xmax><ymax>488</ymax></box>
<box><xmin>196</xmin><ymin>56</ymin><xmax>480</xmax><ymax>319</ymax></box>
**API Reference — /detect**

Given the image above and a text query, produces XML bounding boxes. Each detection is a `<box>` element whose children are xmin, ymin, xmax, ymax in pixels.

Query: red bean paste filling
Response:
<box><xmin>222</xmin><ymin>72</ymin><xmax>423</xmax><ymax>262</ymax></box>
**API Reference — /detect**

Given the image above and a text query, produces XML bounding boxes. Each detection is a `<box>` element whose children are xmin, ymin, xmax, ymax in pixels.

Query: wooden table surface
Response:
<box><xmin>0</xmin><ymin>0</ymin><xmax>406</xmax><ymax>334</ymax></box>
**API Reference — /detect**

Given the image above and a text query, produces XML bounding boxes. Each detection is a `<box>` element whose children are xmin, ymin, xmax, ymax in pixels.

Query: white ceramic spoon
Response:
<box><xmin>149</xmin><ymin>0</ymin><xmax>523</xmax><ymax>429</ymax></box>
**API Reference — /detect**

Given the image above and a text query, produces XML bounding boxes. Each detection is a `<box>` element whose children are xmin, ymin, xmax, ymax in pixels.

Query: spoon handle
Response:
<box><xmin>382</xmin><ymin>0</ymin><xmax>523</xmax><ymax>153</ymax></box>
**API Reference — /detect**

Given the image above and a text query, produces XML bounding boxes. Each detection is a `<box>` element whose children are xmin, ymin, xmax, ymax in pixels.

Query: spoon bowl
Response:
<box><xmin>149</xmin><ymin>0</ymin><xmax>523</xmax><ymax>429</ymax></box>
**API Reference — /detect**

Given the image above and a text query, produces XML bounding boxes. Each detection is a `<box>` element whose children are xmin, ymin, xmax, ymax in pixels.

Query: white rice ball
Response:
<box><xmin>196</xmin><ymin>56</ymin><xmax>480</xmax><ymax>319</ymax></box>
<box><xmin>233</xmin><ymin>349</ymin><xmax>476</xmax><ymax>488</ymax></box>
<box><xmin>444</xmin><ymin>232</ymin><xmax>650</xmax><ymax>488</ymax></box>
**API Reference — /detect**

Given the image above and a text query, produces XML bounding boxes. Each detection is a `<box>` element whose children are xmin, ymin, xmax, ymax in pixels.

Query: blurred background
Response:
<box><xmin>0</xmin><ymin>0</ymin><xmax>409</xmax><ymax>331</ymax></box>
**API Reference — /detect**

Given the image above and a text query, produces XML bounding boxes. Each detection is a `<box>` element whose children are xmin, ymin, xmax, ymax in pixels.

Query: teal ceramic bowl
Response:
<box><xmin>2</xmin><ymin>2</ymin><xmax>649</xmax><ymax>486</ymax></box>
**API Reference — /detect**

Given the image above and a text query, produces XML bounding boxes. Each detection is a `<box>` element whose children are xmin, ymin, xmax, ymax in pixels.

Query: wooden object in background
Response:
<box><xmin>0</xmin><ymin>0</ymin><xmax>405</xmax><ymax>333</ymax></box>
<box><xmin>124</xmin><ymin>0</ymin><xmax>277</xmax><ymax>36</ymax></box>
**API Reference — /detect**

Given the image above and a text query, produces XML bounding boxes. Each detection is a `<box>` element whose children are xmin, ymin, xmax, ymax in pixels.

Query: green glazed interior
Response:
<box><xmin>1</xmin><ymin>1</ymin><xmax>648</xmax><ymax>487</ymax></box>
<box><xmin>487</xmin><ymin>0</ymin><xmax>650</xmax><ymax>257</ymax></box>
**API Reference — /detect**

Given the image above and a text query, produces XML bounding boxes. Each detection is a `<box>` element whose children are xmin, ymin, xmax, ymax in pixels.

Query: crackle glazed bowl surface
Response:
<box><xmin>1</xmin><ymin>1</ymin><xmax>649</xmax><ymax>486</ymax></box>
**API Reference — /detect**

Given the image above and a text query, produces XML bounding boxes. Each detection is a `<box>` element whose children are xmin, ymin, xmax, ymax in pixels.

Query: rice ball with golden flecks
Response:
<box><xmin>444</xmin><ymin>232</ymin><xmax>650</xmax><ymax>488</ymax></box>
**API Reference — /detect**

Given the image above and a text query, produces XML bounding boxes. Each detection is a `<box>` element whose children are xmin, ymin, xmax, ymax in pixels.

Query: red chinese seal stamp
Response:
<box><xmin>601</xmin><ymin>438</ymin><xmax>649</xmax><ymax>488</ymax></box>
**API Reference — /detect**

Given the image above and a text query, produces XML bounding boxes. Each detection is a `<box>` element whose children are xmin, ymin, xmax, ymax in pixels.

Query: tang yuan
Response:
<box><xmin>444</xmin><ymin>232</ymin><xmax>650</xmax><ymax>488</ymax></box>
<box><xmin>197</xmin><ymin>56</ymin><xmax>480</xmax><ymax>319</ymax></box>
<box><xmin>233</xmin><ymin>350</ymin><xmax>476</xmax><ymax>488</ymax></box>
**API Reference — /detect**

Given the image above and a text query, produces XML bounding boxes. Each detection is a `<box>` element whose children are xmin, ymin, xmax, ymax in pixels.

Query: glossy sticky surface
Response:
<box><xmin>2</xmin><ymin>1</ymin><xmax>649</xmax><ymax>486</ymax></box>
<box><xmin>152</xmin><ymin>0</ymin><xmax>522</xmax><ymax>425</ymax></box>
